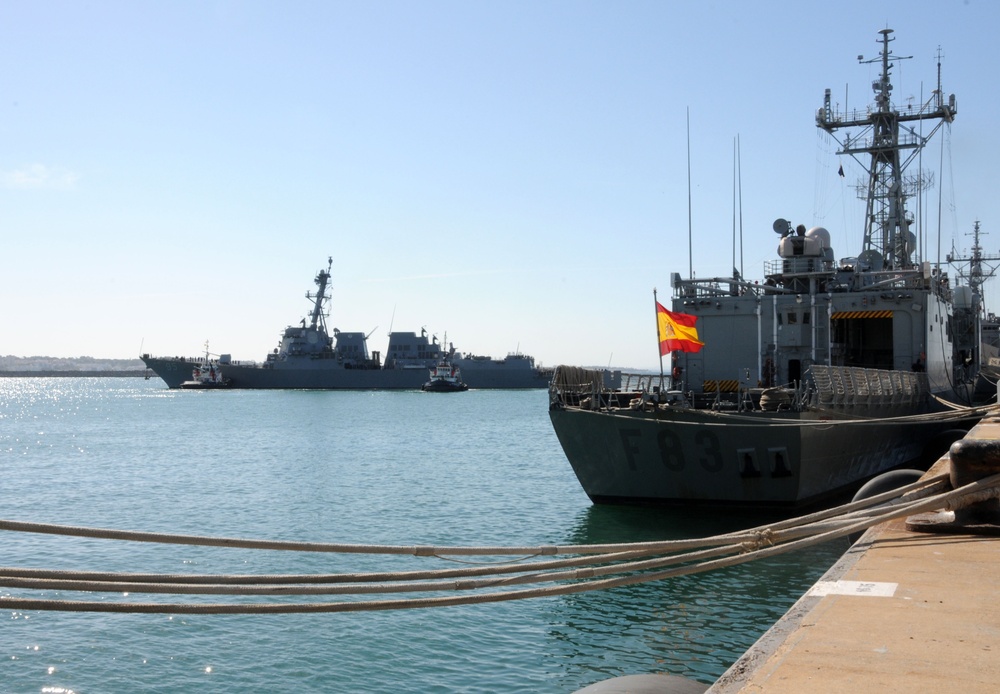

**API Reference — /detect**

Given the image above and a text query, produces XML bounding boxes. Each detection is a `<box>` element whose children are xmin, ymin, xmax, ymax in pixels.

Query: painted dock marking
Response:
<box><xmin>807</xmin><ymin>580</ymin><xmax>898</xmax><ymax>598</ymax></box>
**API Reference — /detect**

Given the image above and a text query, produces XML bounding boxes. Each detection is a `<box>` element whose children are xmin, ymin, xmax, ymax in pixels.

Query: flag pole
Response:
<box><xmin>654</xmin><ymin>288</ymin><xmax>665</xmax><ymax>393</ymax></box>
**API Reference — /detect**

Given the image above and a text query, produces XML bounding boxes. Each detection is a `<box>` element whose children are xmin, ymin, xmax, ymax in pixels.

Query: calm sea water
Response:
<box><xmin>0</xmin><ymin>378</ymin><xmax>847</xmax><ymax>693</ymax></box>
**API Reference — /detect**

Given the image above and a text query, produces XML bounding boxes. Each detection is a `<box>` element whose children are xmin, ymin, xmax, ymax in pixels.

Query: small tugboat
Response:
<box><xmin>421</xmin><ymin>360</ymin><xmax>469</xmax><ymax>393</ymax></box>
<box><xmin>179</xmin><ymin>346</ymin><xmax>230</xmax><ymax>390</ymax></box>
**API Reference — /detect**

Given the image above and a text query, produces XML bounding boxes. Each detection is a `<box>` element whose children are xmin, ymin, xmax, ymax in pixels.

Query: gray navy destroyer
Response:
<box><xmin>142</xmin><ymin>259</ymin><xmax>573</xmax><ymax>390</ymax></box>
<box><xmin>549</xmin><ymin>29</ymin><xmax>996</xmax><ymax>507</ymax></box>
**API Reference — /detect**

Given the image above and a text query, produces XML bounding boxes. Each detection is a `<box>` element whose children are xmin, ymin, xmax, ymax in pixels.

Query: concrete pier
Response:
<box><xmin>707</xmin><ymin>415</ymin><xmax>1000</xmax><ymax>693</ymax></box>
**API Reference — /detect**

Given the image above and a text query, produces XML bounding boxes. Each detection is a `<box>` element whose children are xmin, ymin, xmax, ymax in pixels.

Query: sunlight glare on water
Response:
<box><xmin>0</xmin><ymin>378</ymin><xmax>846</xmax><ymax>692</ymax></box>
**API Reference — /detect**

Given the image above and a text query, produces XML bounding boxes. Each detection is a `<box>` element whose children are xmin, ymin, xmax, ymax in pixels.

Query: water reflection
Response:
<box><xmin>565</xmin><ymin>503</ymin><xmax>799</xmax><ymax>544</ymax></box>
<box><xmin>545</xmin><ymin>503</ymin><xmax>849</xmax><ymax>687</ymax></box>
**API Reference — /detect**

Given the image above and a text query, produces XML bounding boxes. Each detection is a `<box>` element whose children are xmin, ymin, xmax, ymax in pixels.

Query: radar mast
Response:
<box><xmin>816</xmin><ymin>28</ymin><xmax>957</xmax><ymax>269</ymax></box>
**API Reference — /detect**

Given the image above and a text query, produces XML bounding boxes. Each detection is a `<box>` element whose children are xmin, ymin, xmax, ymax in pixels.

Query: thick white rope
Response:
<box><xmin>2</xmin><ymin>472</ymin><xmax>996</xmax><ymax>614</ymax></box>
<box><xmin>0</xmin><ymin>473</ymin><xmax>951</xmax><ymax>562</ymax></box>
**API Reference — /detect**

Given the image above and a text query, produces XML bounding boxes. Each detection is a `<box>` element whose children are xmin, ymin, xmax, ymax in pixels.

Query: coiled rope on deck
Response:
<box><xmin>2</xmin><ymin>472</ymin><xmax>999</xmax><ymax>614</ymax></box>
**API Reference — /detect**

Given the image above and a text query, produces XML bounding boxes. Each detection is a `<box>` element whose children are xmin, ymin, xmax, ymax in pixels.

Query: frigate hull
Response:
<box><xmin>549</xmin><ymin>404</ymin><xmax>976</xmax><ymax>506</ymax></box>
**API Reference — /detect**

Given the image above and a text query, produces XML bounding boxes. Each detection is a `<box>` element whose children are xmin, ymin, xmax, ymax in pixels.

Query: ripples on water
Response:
<box><xmin>0</xmin><ymin>378</ymin><xmax>847</xmax><ymax>692</ymax></box>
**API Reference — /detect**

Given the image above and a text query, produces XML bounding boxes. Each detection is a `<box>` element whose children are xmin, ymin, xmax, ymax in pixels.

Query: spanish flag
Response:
<box><xmin>657</xmin><ymin>302</ymin><xmax>704</xmax><ymax>355</ymax></box>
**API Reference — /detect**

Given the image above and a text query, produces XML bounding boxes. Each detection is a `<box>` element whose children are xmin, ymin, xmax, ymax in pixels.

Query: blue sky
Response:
<box><xmin>2</xmin><ymin>0</ymin><xmax>997</xmax><ymax>370</ymax></box>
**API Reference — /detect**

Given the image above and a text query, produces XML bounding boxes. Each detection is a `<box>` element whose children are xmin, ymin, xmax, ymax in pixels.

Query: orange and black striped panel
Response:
<box><xmin>703</xmin><ymin>380</ymin><xmax>740</xmax><ymax>392</ymax></box>
<box><xmin>830</xmin><ymin>310</ymin><xmax>894</xmax><ymax>319</ymax></box>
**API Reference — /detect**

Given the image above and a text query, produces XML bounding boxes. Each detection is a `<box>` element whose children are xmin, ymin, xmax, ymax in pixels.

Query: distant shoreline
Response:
<box><xmin>0</xmin><ymin>371</ymin><xmax>149</xmax><ymax>378</ymax></box>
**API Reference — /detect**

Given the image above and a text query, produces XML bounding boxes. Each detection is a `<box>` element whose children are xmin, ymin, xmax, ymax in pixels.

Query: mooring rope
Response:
<box><xmin>2</xmin><ymin>472</ymin><xmax>997</xmax><ymax>614</ymax></box>
<box><xmin>0</xmin><ymin>472</ymin><xmax>951</xmax><ymax>562</ymax></box>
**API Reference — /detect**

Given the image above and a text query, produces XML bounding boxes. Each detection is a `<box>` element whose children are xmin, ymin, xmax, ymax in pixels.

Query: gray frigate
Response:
<box><xmin>548</xmin><ymin>29</ymin><xmax>994</xmax><ymax>507</ymax></box>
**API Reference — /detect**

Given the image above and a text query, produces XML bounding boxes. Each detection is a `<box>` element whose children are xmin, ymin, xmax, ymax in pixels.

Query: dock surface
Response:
<box><xmin>708</xmin><ymin>416</ymin><xmax>1000</xmax><ymax>693</ymax></box>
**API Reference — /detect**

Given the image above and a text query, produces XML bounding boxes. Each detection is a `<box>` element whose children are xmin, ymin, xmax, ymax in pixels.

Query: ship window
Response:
<box><xmin>787</xmin><ymin>312</ymin><xmax>798</xmax><ymax>324</ymax></box>
<box><xmin>803</xmin><ymin>312</ymin><xmax>811</xmax><ymax>324</ymax></box>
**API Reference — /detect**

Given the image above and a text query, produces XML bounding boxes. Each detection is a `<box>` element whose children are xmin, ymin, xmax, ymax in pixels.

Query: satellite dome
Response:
<box><xmin>805</xmin><ymin>226</ymin><xmax>831</xmax><ymax>248</ymax></box>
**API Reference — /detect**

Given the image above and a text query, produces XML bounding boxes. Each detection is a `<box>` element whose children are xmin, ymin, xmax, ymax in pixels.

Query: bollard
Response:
<box><xmin>907</xmin><ymin>438</ymin><xmax>1000</xmax><ymax>535</ymax></box>
<box><xmin>947</xmin><ymin>439</ymin><xmax>1000</xmax><ymax>524</ymax></box>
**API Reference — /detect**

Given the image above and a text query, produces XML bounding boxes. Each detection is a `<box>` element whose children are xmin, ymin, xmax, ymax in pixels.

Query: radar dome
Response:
<box><xmin>805</xmin><ymin>226</ymin><xmax>831</xmax><ymax>249</ymax></box>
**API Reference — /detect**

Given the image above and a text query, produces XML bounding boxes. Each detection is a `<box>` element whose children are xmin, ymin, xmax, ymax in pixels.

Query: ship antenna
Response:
<box><xmin>936</xmin><ymin>45</ymin><xmax>944</xmax><ymax>109</ymax></box>
<box><xmin>732</xmin><ymin>137</ymin><xmax>736</xmax><ymax>275</ymax></box>
<box><xmin>933</xmin><ymin>45</ymin><xmax>944</xmax><ymax>266</ymax></box>
<box><xmin>686</xmin><ymin>107</ymin><xmax>693</xmax><ymax>278</ymax></box>
<box><xmin>738</xmin><ymin>134</ymin><xmax>744</xmax><ymax>279</ymax></box>
<box><xmin>732</xmin><ymin>134</ymin><xmax>744</xmax><ymax>279</ymax></box>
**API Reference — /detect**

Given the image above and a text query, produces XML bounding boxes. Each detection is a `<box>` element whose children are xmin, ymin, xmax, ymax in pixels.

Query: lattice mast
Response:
<box><xmin>948</xmin><ymin>221</ymin><xmax>1000</xmax><ymax>299</ymax></box>
<box><xmin>817</xmin><ymin>29</ymin><xmax>957</xmax><ymax>269</ymax></box>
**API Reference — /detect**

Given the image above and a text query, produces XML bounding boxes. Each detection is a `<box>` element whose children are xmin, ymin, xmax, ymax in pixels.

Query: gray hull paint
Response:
<box><xmin>142</xmin><ymin>355</ymin><xmax>551</xmax><ymax>390</ymax></box>
<box><xmin>549</xmin><ymin>405</ymin><xmax>975</xmax><ymax>506</ymax></box>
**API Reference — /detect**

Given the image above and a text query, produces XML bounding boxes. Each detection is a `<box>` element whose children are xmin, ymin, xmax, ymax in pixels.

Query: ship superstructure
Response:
<box><xmin>548</xmin><ymin>29</ymin><xmax>992</xmax><ymax>506</ymax></box>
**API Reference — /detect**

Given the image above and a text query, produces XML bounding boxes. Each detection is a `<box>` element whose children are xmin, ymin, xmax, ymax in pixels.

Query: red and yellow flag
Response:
<box><xmin>656</xmin><ymin>302</ymin><xmax>704</xmax><ymax>355</ymax></box>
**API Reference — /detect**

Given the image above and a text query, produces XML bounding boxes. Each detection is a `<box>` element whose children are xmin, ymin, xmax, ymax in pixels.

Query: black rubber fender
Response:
<box><xmin>849</xmin><ymin>469</ymin><xmax>925</xmax><ymax>543</ymax></box>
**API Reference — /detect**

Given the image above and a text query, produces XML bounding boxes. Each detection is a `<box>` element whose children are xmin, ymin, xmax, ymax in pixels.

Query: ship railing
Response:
<box><xmin>672</xmin><ymin>277</ymin><xmax>764</xmax><ymax>300</ymax></box>
<box><xmin>855</xmin><ymin>269</ymin><xmax>927</xmax><ymax>291</ymax></box>
<box><xmin>763</xmin><ymin>259</ymin><xmax>836</xmax><ymax>278</ymax></box>
<box><xmin>146</xmin><ymin>355</ymin><xmax>259</xmax><ymax>367</ymax></box>
<box><xmin>549</xmin><ymin>366</ymin><xmax>662</xmax><ymax>411</ymax></box>
<box><xmin>810</xmin><ymin>365</ymin><xmax>928</xmax><ymax>408</ymax></box>
<box><xmin>619</xmin><ymin>372</ymin><xmax>671</xmax><ymax>393</ymax></box>
<box><xmin>821</xmin><ymin>101</ymin><xmax>951</xmax><ymax>128</ymax></box>
<box><xmin>841</xmin><ymin>130</ymin><xmax>925</xmax><ymax>152</ymax></box>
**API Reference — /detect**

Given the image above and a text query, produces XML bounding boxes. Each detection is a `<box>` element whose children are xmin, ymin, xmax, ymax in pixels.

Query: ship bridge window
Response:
<box><xmin>787</xmin><ymin>312</ymin><xmax>798</xmax><ymax>325</ymax></box>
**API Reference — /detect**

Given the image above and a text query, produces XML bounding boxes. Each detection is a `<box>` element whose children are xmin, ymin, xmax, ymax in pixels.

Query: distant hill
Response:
<box><xmin>0</xmin><ymin>355</ymin><xmax>146</xmax><ymax>375</ymax></box>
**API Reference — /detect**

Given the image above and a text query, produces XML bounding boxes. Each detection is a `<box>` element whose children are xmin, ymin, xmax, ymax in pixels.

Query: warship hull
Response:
<box><xmin>549</xmin><ymin>402</ymin><xmax>979</xmax><ymax>507</ymax></box>
<box><xmin>142</xmin><ymin>355</ymin><xmax>553</xmax><ymax>390</ymax></box>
